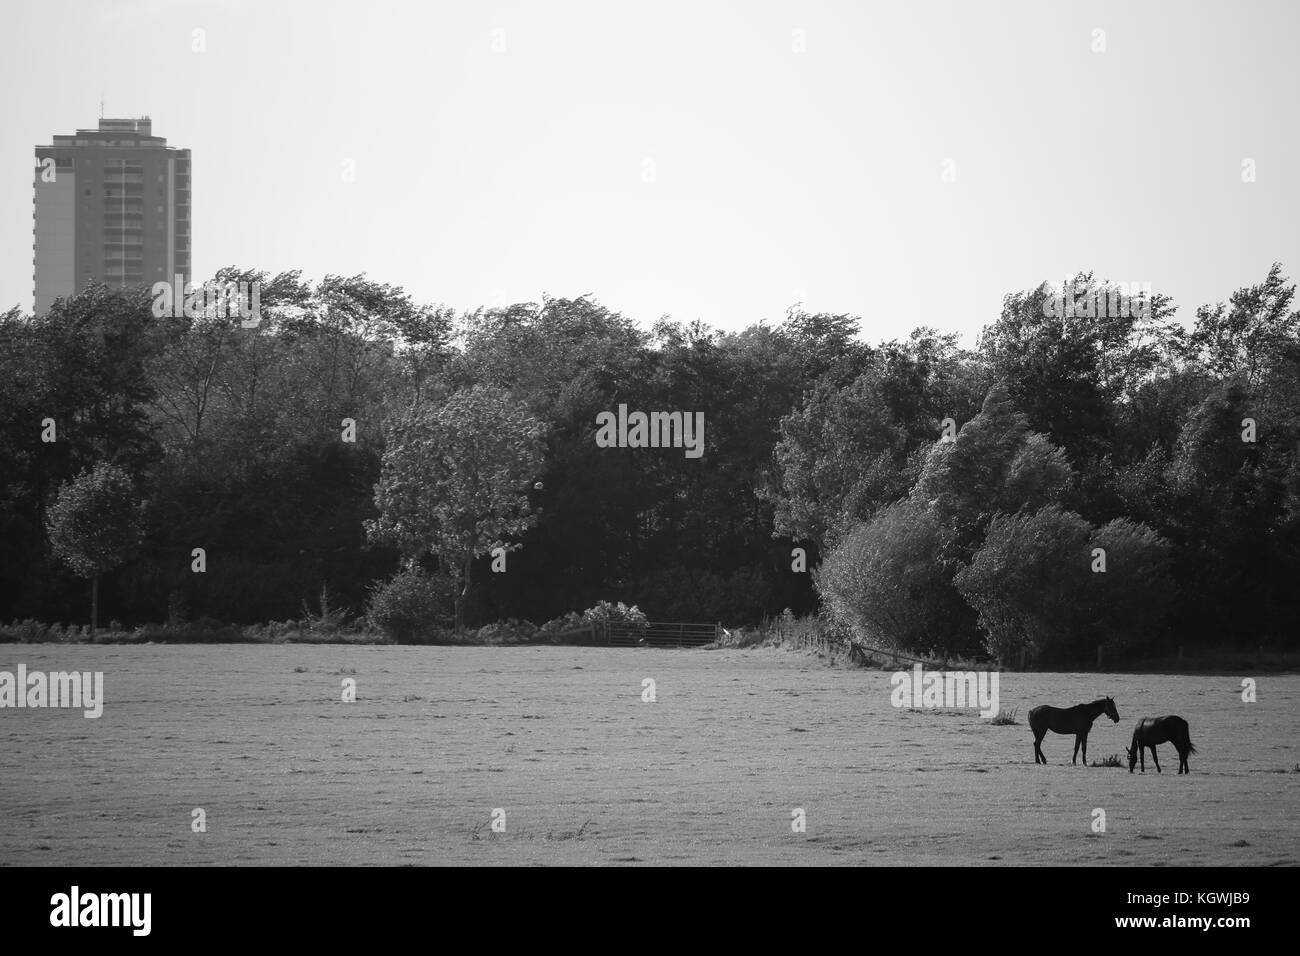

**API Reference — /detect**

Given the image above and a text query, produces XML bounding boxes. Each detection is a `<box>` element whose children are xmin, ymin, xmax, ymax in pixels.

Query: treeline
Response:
<box><xmin>0</xmin><ymin>264</ymin><xmax>1297</xmax><ymax>660</ymax></box>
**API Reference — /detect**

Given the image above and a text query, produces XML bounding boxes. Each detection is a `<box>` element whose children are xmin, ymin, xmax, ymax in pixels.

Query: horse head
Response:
<box><xmin>1104</xmin><ymin>697</ymin><xmax>1119</xmax><ymax>723</ymax></box>
<box><xmin>1125</xmin><ymin>743</ymin><xmax>1138</xmax><ymax>773</ymax></box>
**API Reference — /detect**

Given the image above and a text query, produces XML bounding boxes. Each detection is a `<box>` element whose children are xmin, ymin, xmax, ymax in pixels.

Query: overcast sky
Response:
<box><xmin>2</xmin><ymin>0</ymin><xmax>1297</xmax><ymax>344</ymax></box>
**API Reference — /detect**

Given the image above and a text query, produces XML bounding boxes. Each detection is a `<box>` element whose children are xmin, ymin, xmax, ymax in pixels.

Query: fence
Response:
<box><xmin>549</xmin><ymin>621</ymin><xmax>720</xmax><ymax>648</ymax></box>
<box><xmin>754</xmin><ymin>616</ymin><xmax>963</xmax><ymax>669</ymax></box>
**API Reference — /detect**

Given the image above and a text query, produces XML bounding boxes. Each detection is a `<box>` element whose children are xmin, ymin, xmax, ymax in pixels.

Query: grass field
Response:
<box><xmin>1</xmin><ymin>643</ymin><xmax>1296</xmax><ymax>865</ymax></box>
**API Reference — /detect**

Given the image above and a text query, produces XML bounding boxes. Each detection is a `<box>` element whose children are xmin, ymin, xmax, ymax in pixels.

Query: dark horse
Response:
<box><xmin>1029</xmin><ymin>697</ymin><xmax>1119</xmax><ymax>765</ymax></box>
<box><xmin>1127</xmin><ymin>716</ymin><xmax>1196</xmax><ymax>774</ymax></box>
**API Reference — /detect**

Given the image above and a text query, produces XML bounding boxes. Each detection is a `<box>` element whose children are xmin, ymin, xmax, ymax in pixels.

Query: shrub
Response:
<box><xmin>300</xmin><ymin>583</ymin><xmax>352</xmax><ymax>637</ymax></box>
<box><xmin>1089</xmin><ymin>516</ymin><xmax>1175</xmax><ymax>656</ymax></box>
<box><xmin>582</xmin><ymin>600</ymin><xmax>648</xmax><ymax>630</ymax></box>
<box><xmin>366</xmin><ymin>567</ymin><xmax>454</xmax><ymax>644</ymax></box>
<box><xmin>131</xmin><ymin>619</ymin><xmax>246</xmax><ymax>643</ymax></box>
<box><xmin>954</xmin><ymin>505</ymin><xmax>1092</xmax><ymax>666</ymax></box>
<box><xmin>540</xmin><ymin>611</ymin><xmax>585</xmax><ymax>638</ymax></box>
<box><xmin>0</xmin><ymin>619</ymin><xmax>51</xmax><ymax>643</ymax></box>
<box><xmin>816</xmin><ymin>500</ymin><xmax>979</xmax><ymax>656</ymax></box>
<box><xmin>954</xmin><ymin>505</ymin><xmax>1173</xmax><ymax>667</ymax></box>
<box><xmin>540</xmin><ymin>602</ymin><xmax>649</xmax><ymax>642</ymax></box>
<box><xmin>242</xmin><ymin>620</ymin><xmax>303</xmax><ymax>643</ymax></box>
<box><xmin>471</xmin><ymin>619</ymin><xmax>540</xmax><ymax>645</ymax></box>
<box><xmin>710</xmin><ymin>625</ymin><xmax>769</xmax><ymax>649</ymax></box>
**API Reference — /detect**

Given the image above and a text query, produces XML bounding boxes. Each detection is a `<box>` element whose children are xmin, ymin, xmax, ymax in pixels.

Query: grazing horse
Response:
<box><xmin>1127</xmin><ymin>716</ymin><xmax>1196</xmax><ymax>774</ymax></box>
<box><xmin>1028</xmin><ymin>697</ymin><xmax>1119</xmax><ymax>765</ymax></box>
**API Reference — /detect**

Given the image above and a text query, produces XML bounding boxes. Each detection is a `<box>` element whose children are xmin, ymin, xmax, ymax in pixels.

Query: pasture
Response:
<box><xmin>1</xmin><ymin>644</ymin><xmax>1296</xmax><ymax>865</ymax></box>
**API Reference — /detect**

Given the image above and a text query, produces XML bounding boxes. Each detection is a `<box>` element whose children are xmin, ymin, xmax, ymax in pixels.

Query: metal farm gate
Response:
<box><xmin>607</xmin><ymin>621</ymin><xmax>718</xmax><ymax>647</ymax></box>
<box><xmin>557</xmin><ymin>621</ymin><xmax>720</xmax><ymax>648</ymax></box>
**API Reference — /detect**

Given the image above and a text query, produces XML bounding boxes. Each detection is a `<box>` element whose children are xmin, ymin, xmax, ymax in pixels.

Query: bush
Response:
<box><xmin>242</xmin><ymin>620</ymin><xmax>303</xmax><ymax>643</ymax></box>
<box><xmin>540</xmin><ymin>602</ymin><xmax>649</xmax><ymax>642</ymax></box>
<box><xmin>0</xmin><ymin>619</ymin><xmax>52</xmax><ymax>643</ymax></box>
<box><xmin>366</xmin><ymin>567</ymin><xmax>454</xmax><ymax>644</ymax></box>
<box><xmin>1089</xmin><ymin>516</ymin><xmax>1175</xmax><ymax>656</ymax></box>
<box><xmin>582</xmin><ymin>600</ymin><xmax>648</xmax><ymax>630</ymax></box>
<box><xmin>955</xmin><ymin>506</ymin><xmax>1091</xmax><ymax>666</ymax></box>
<box><xmin>540</xmin><ymin>611</ymin><xmax>585</xmax><ymax>638</ymax></box>
<box><xmin>300</xmin><ymin>583</ymin><xmax>352</xmax><ymax>637</ymax></box>
<box><xmin>540</xmin><ymin>611</ymin><xmax>584</xmax><ymax>634</ymax></box>
<box><xmin>471</xmin><ymin>619</ymin><xmax>540</xmax><ymax>645</ymax></box>
<box><xmin>131</xmin><ymin>618</ymin><xmax>247</xmax><ymax>643</ymax></box>
<box><xmin>816</xmin><ymin>501</ymin><xmax>979</xmax><ymax>656</ymax></box>
<box><xmin>954</xmin><ymin>505</ymin><xmax>1173</xmax><ymax>667</ymax></box>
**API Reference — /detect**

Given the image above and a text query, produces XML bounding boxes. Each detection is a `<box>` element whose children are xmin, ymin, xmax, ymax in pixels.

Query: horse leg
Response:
<box><xmin>1032</xmin><ymin>730</ymin><xmax>1045</xmax><ymax>764</ymax></box>
<box><xmin>1081</xmin><ymin>732</ymin><xmax>1088</xmax><ymax>766</ymax></box>
<box><xmin>1072</xmin><ymin>735</ymin><xmax>1081</xmax><ymax>765</ymax></box>
<box><xmin>1138</xmin><ymin>746</ymin><xmax>1145</xmax><ymax>772</ymax></box>
<box><xmin>1150</xmin><ymin>746</ymin><xmax>1161</xmax><ymax>773</ymax></box>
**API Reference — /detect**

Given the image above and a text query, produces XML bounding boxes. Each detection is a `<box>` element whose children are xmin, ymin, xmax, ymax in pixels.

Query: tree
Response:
<box><xmin>910</xmin><ymin>382</ymin><xmax>1074</xmax><ymax>552</ymax></box>
<box><xmin>366</xmin><ymin>565</ymin><xmax>455</xmax><ymax>643</ymax></box>
<box><xmin>46</xmin><ymin>463</ymin><xmax>142</xmax><ymax>635</ymax></box>
<box><xmin>816</xmin><ymin>500</ymin><xmax>979</xmax><ymax>656</ymax></box>
<box><xmin>954</xmin><ymin>506</ymin><xmax>1093</xmax><ymax>666</ymax></box>
<box><xmin>954</xmin><ymin>505</ymin><xmax>1172</xmax><ymax>666</ymax></box>
<box><xmin>1190</xmin><ymin>262</ymin><xmax>1298</xmax><ymax>389</ymax></box>
<box><xmin>1161</xmin><ymin>383</ymin><xmax>1290</xmax><ymax>642</ymax></box>
<box><xmin>766</xmin><ymin>375</ymin><xmax>912</xmax><ymax>550</ymax></box>
<box><xmin>978</xmin><ymin>275</ymin><xmax>1184</xmax><ymax>461</ymax></box>
<box><xmin>365</xmin><ymin>385</ymin><xmax>547</xmax><ymax>633</ymax></box>
<box><xmin>764</xmin><ymin>328</ymin><xmax>982</xmax><ymax>551</ymax></box>
<box><xmin>1</xmin><ymin>287</ymin><xmax>161</xmax><ymax>623</ymax></box>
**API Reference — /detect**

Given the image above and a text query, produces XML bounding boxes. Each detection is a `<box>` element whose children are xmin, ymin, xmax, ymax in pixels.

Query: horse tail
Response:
<box><xmin>1186</xmin><ymin>737</ymin><xmax>1197</xmax><ymax>754</ymax></box>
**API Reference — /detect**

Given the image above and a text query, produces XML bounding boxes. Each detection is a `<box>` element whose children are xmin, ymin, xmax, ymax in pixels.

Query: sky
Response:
<box><xmin>2</xmin><ymin>0</ymin><xmax>1297</xmax><ymax>345</ymax></box>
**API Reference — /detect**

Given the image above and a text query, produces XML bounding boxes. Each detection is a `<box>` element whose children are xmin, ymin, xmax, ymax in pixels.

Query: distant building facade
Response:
<box><xmin>33</xmin><ymin>117</ymin><xmax>190</xmax><ymax>314</ymax></box>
